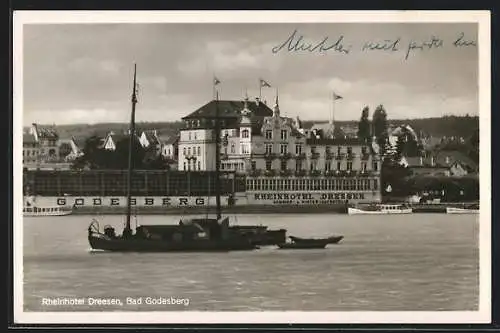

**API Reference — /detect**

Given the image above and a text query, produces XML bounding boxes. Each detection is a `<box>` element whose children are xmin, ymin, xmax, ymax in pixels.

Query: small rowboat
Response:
<box><xmin>277</xmin><ymin>235</ymin><xmax>344</xmax><ymax>249</ymax></box>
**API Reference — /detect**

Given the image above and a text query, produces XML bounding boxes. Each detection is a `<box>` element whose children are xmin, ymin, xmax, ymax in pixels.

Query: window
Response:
<box><xmin>265</xmin><ymin>144</ymin><xmax>273</xmax><ymax>154</ymax></box>
<box><xmin>337</xmin><ymin>146</ymin><xmax>342</xmax><ymax>154</ymax></box>
<box><xmin>311</xmin><ymin>146</ymin><xmax>317</xmax><ymax>154</ymax></box>
<box><xmin>361</xmin><ymin>162</ymin><xmax>367</xmax><ymax>171</ymax></box>
<box><xmin>325</xmin><ymin>146</ymin><xmax>331</xmax><ymax>154</ymax></box>
<box><xmin>266</xmin><ymin>160</ymin><xmax>272</xmax><ymax>171</ymax></box>
<box><xmin>280</xmin><ymin>159</ymin><xmax>287</xmax><ymax>171</ymax></box>
<box><xmin>325</xmin><ymin>161</ymin><xmax>331</xmax><ymax>171</ymax></box>
<box><xmin>347</xmin><ymin>161</ymin><xmax>353</xmax><ymax>170</ymax></box>
<box><xmin>188</xmin><ymin>132</ymin><xmax>191</xmax><ymax>140</ymax></box>
<box><xmin>347</xmin><ymin>147</ymin><xmax>353</xmax><ymax>155</ymax></box>
<box><xmin>242</xmin><ymin>129</ymin><xmax>249</xmax><ymax>138</ymax></box>
<box><xmin>183</xmin><ymin>147</ymin><xmax>186</xmax><ymax>156</ymax></box>
<box><xmin>295</xmin><ymin>144</ymin><xmax>302</xmax><ymax>154</ymax></box>
<box><xmin>231</xmin><ymin>143</ymin><xmax>235</xmax><ymax>154</ymax></box>
<box><xmin>295</xmin><ymin>160</ymin><xmax>302</xmax><ymax>171</ymax></box>
<box><xmin>361</xmin><ymin>146</ymin><xmax>367</xmax><ymax>155</ymax></box>
<box><xmin>310</xmin><ymin>161</ymin><xmax>317</xmax><ymax>171</ymax></box>
<box><xmin>197</xmin><ymin>146</ymin><xmax>201</xmax><ymax>156</ymax></box>
<box><xmin>198</xmin><ymin>161</ymin><xmax>201</xmax><ymax>170</ymax></box>
<box><xmin>373</xmin><ymin>160</ymin><xmax>379</xmax><ymax>171</ymax></box>
<box><xmin>188</xmin><ymin>147</ymin><xmax>191</xmax><ymax>156</ymax></box>
<box><xmin>251</xmin><ymin>161</ymin><xmax>256</xmax><ymax>171</ymax></box>
<box><xmin>183</xmin><ymin>162</ymin><xmax>186</xmax><ymax>170</ymax></box>
<box><xmin>280</xmin><ymin>144</ymin><xmax>288</xmax><ymax>154</ymax></box>
<box><xmin>242</xmin><ymin>144</ymin><xmax>249</xmax><ymax>154</ymax></box>
<box><xmin>265</xmin><ymin>130</ymin><xmax>272</xmax><ymax>140</ymax></box>
<box><xmin>337</xmin><ymin>161</ymin><xmax>341</xmax><ymax>170</ymax></box>
<box><xmin>194</xmin><ymin>132</ymin><xmax>197</xmax><ymax>140</ymax></box>
<box><xmin>281</xmin><ymin>130</ymin><xmax>288</xmax><ymax>140</ymax></box>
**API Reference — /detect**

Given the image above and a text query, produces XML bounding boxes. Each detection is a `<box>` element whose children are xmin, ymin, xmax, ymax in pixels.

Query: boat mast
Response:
<box><xmin>124</xmin><ymin>64</ymin><xmax>138</xmax><ymax>236</ymax></box>
<box><xmin>214</xmin><ymin>92</ymin><xmax>222</xmax><ymax>220</ymax></box>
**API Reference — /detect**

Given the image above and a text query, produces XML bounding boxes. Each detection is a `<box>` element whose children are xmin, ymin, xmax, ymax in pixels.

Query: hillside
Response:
<box><xmin>27</xmin><ymin>115</ymin><xmax>479</xmax><ymax>141</ymax></box>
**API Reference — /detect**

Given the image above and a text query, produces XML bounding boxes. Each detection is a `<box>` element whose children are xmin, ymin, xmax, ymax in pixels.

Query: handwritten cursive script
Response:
<box><xmin>271</xmin><ymin>31</ymin><xmax>477</xmax><ymax>61</ymax></box>
<box><xmin>362</xmin><ymin>38</ymin><xmax>401</xmax><ymax>52</ymax></box>
<box><xmin>271</xmin><ymin>29</ymin><xmax>351</xmax><ymax>55</ymax></box>
<box><xmin>405</xmin><ymin>36</ymin><xmax>444</xmax><ymax>60</ymax></box>
<box><xmin>453</xmin><ymin>32</ymin><xmax>477</xmax><ymax>47</ymax></box>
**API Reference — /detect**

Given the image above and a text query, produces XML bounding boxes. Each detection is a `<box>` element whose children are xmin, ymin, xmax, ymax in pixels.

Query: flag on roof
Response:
<box><xmin>333</xmin><ymin>92</ymin><xmax>343</xmax><ymax>100</ymax></box>
<box><xmin>260</xmin><ymin>78</ymin><xmax>271</xmax><ymax>87</ymax></box>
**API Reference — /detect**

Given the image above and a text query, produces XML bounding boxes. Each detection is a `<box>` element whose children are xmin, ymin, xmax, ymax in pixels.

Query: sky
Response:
<box><xmin>22</xmin><ymin>22</ymin><xmax>479</xmax><ymax>126</ymax></box>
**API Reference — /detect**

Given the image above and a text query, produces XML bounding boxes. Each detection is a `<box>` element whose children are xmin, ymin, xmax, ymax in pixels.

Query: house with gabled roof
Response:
<box><xmin>101</xmin><ymin>131</ymin><xmax>140</xmax><ymax>151</ymax></box>
<box><xmin>23</xmin><ymin>123</ymin><xmax>60</xmax><ymax>165</ymax></box>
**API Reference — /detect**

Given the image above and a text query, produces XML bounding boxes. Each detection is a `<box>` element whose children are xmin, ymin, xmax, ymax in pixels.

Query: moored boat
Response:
<box><xmin>23</xmin><ymin>204</ymin><xmax>73</xmax><ymax>217</ymax></box>
<box><xmin>277</xmin><ymin>236</ymin><xmax>331</xmax><ymax>249</ymax></box>
<box><xmin>87</xmin><ymin>65</ymin><xmax>260</xmax><ymax>253</ymax></box>
<box><xmin>446</xmin><ymin>206</ymin><xmax>479</xmax><ymax>214</ymax></box>
<box><xmin>347</xmin><ymin>203</ymin><xmax>412</xmax><ymax>215</ymax></box>
<box><xmin>289</xmin><ymin>235</ymin><xmax>344</xmax><ymax>244</ymax></box>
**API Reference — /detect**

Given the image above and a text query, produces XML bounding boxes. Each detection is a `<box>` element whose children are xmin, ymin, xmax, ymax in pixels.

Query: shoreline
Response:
<box><xmin>68</xmin><ymin>203</ymin><xmax>478</xmax><ymax>215</ymax></box>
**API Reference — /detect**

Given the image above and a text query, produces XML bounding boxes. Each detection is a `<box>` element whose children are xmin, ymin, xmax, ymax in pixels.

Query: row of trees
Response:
<box><xmin>71</xmin><ymin>135</ymin><xmax>176</xmax><ymax>170</ymax></box>
<box><xmin>355</xmin><ymin>105</ymin><xmax>479</xmax><ymax>201</ymax></box>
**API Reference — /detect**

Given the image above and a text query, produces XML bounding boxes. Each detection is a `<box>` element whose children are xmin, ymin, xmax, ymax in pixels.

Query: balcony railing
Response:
<box><xmin>310</xmin><ymin>152</ymin><xmax>320</xmax><ymax>159</ymax></box>
<box><xmin>335</xmin><ymin>153</ymin><xmax>345</xmax><ymax>160</ymax></box>
<box><xmin>279</xmin><ymin>152</ymin><xmax>292</xmax><ymax>159</ymax></box>
<box><xmin>264</xmin><ymin>152</ymin><xmax>276</xmax><ymax>160</ymax></box>
<box><xmin>325</xmin><ymin>152</ymin><xmax>335</xmax><ymax>160</ymax></box>
<box><xmin>346</xmin><ymin>153</ymin><xmax>356</xmax><ymax>160</ymax></box>
<box><xmin>294</xmin><ymin>153</ymin><xmax>306</xmax><ymax>160</ymax></box>
<box><xmin>294</xmin><ymin>169</ymin><xmax>307</xmax><ymax>177</ymax></box>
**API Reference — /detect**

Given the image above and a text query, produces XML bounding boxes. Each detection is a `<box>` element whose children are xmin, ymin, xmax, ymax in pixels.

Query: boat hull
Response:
<box><xmin>88</xmin><ymin>233</ymin><xmax>258</xmax><ymax>252</ymax></box>
<box><xmin>289</xmin><ymin>235</ymin><xmax>344</xmax><ymax>244</ymax></box>
<box><xmin>347</xmin><ymin>207</ymin><xmax>413</xmax><ymax>215</ymax></box>
<box><xmin>277</xmin><ymin>242</ymin><xmax>328</xmax><ymax>249</ymax></box>
<box><xmin>23</xmin><ymin>207</ymin><xmax>73</xmax><ymax>217</ymax></box>
<box><xmin>446</xmin><ymin>207</ymin><xmax>479</xmax><ymax>214</ymax></box>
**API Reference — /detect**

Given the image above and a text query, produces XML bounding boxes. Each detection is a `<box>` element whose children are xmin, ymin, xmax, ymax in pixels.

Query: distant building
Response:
<box><xmin>399</xmin><ymin>150</ymin><xmax>475</xmax><ymax>177</ymax></box>
<box><xmin>102</xmin><ymin>131</ymin><xmax>140</xmax><ymax>151</ymax></box>
<box><xmin>65</xmin><ymin>136</ymin><xmax>86</xmax><ymax>161</ymax></box>
<box><xmin>23</xmin><ymin>123</ymin><xmax>60</xmax><ymax>166</ymax></box>
<box><xmin>158</xmin><ymin>134</ymin><xmax>179</xmax><ymax>160</ymax></box>
<box><xmin>139</xmin><ymin>129</ymin><xmax>162</xmax><ymax>155</ymax></box>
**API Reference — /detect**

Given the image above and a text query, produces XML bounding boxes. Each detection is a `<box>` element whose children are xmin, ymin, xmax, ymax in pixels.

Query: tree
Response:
<box><xmin>113</xmin><ymin>136</ymin><xmax>146</xmax><ymax>170</ymax></box>
<box><xmin>372</xmin><ymin>104</ymin><xmax>389</xmax><ymax>156</ymax></box>
<box><xmin>71</xmin><ymin>135</ymin><xmax>105</xmax><ymax>170</ymax></box>
<box><xmin>357</xmin><ymin>106</ymin><xmax>371</xmax><ymax>142</ymax></box>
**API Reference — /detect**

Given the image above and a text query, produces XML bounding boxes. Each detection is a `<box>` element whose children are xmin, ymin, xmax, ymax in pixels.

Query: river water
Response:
<box><xmin>22</xmin><ymin>213</ymin><xmax>479</xmax><ymax>312</ymax></box>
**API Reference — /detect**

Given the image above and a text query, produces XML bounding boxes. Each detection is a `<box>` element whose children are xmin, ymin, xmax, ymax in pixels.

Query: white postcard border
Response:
<box><xmin>13</xmin><ymin>10</ymin><xmax>491</xmax><ymax>324</ymax></box>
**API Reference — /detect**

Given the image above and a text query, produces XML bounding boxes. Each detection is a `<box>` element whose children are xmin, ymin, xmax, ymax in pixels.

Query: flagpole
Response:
<box><xmin>213</xmin><ymin>75</ymin><xmax>216</xmax><ymax>100</ymax></box>
<box><xmin>259</xmin><ymin>79</ymin><xmax>262</xmax><ymax>100</ymax></box>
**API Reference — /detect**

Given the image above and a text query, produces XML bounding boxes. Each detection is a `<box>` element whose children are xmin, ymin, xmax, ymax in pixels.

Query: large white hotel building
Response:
<box><xmin>176</xmin><ymin>94</ymin><xmax>382</xmax><ymax>205</ymax></box>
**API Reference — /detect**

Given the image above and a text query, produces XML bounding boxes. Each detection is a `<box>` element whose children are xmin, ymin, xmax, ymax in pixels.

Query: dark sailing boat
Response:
<box><xmin>87</xmin><ymin>64</ymin><xmax>258</xmax><ymax>252</ymax></box>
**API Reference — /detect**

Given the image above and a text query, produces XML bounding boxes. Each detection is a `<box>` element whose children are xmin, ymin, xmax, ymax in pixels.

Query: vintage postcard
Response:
<box><xmin>13</xmin><ymin>10</ymin><xmax>491</xmax><ymax>324</ymax></box>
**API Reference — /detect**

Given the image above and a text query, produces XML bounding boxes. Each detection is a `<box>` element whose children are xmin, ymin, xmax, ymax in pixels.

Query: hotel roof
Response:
<box><xmin>182</xmin><ymin>100</ymin><xmax>273</xmax><ymax>120</ymax></box>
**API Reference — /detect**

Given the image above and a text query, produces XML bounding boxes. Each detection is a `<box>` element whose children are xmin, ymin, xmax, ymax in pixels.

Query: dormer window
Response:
<box><xmin>241</xmin><ymin>129</ymin><xmax>249</xmax><ymax>138</ymax></box>
<box><xmin>281</xmin><ymin>130</ymin><xmax>288</xmax><ymax>140</ymax></box>
<box><xmin>265</xmin><ymin>130</ymin><xmax>272</xmax><ymax>140</ymax></box>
